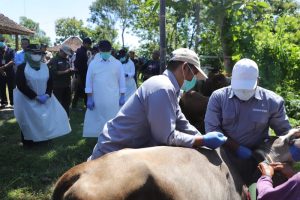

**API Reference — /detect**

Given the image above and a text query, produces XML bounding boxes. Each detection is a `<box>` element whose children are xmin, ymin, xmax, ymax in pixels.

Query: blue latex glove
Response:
<box><xmin>236</xmin><ymin>145</ymin><xmax>252</xmax><ymax>159</ymax></box>
<box><xmin>289</xmin><ymin>145</ymin><xmax>300</xmax><ymax>162</ymax></box>
<box><xmin>119</xmin><ymin>95</ymin><xmax>125</xmax><ymax>106</ymax></box>
<box><xmin>203</xmin><ymin>131</ymin><xmax>227</xmax><ymax>149</ymax></box>
<box><xmin>87</xmin><ymin>95</ymin><xmax>94</xmax><ymax>110</ymax></box>
<box><xmin>36</xmin><ymin>94</ymin><xmax>49</xmax><ymax>104</ymax></box>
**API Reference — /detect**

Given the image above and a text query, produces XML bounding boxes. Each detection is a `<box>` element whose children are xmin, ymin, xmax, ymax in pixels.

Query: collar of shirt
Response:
<box><xmin>163</xmin><ymin>69</ymin><xmax>180</xmax><ymax>96</ymax></box>
<box><xmin>98</xmin><ymin>53</ymin><xmax>114</xmax><ymax>62</ymax></box>
<box><xmin>228</xmin><ymin>86</ymin><xmax>262</xmax><ymax>100</ymax></box>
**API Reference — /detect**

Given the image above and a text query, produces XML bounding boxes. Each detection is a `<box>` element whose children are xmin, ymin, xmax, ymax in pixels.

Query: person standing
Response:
<box><xmin>48</xmin><ymin>45</ymin><xmax>73</xmax><ymax>117</ymax></box>
<box><xmin>14</xmin><ymin>38</ymin><xmax>30</xmax><ymax>69</ymax></box>
<box><xmin>72</xmin><ymin>37</ymin><xmax>92</xmax><ymax>108</ymax></box>
<box><xmin>140</xmin><ymin>50</ymin><xmax>160</xmax><ymax>82</ymax></box>
<box><xmin>83</xmin><ymin>40</ymin><xmax>126</xmax><ymax>138</ymax></box>
<box><xmin>118</xmin><ymin>49</ymin><xmax>137</xmax><ymax>101</ymax></box>
<box><xmin>13</xmin><ymin>44</ymin><xmax>71</xmax><ymax>147</ymax></box>
<box><xmin>40</xmin><ymin>44</ymin><xmax>53</xmax><ymax>64</ymax></box>
<box><xmin>0</xmin><ymin>42</ymin><xmax>15</xmax><ymax>108</ymax></box>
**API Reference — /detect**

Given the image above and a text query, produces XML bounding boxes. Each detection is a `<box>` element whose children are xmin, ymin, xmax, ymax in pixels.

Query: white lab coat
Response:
<box><xmin>123</xmin><ymin>59</ymin><xmax>137</xmax><ymax>101</ymax></box>
<box><xmin>83</xmin><ymin>54</ymin><xmax>126</xmax><ymax>137</ymax></box>
<box><xmin>13</xmin><ymin>63</ymin><xmax>71</xmax><ymax>141</ymax></box>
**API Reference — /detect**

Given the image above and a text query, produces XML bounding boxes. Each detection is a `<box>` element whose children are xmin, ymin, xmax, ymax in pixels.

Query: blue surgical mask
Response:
<box><xmin>100</xmin><ymin>52</ymin><xmax>111</xmax><ymax>60</ymax></box>
<box><xmin>181</xmin><ymin>76</ymin><xmax>197</xmax><ymax>92</ymax></box>
<box><xmin>120</xmin><ymin>57</ymin><xmax>126</xmax><ymax>63</ymax></box>
<box><xmin>181</xmin><ymin>64</ymin><xmax>197</xmax><ymax>92</ymax></box>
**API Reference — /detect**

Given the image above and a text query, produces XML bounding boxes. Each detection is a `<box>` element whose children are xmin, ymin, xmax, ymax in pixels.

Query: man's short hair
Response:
<box><xmin>98</xmin><ymin>40</ymin><xmax>112</xmax><ymax>52</ymax></box>
<box><xmin>167</xmin><ymin>60</ymin><xmax>184</xmax><ymax>71</ymax></box>
<box><xmin>83</xmin><ymin>37</ymin><xmax>92</xmax><ymax>45</ymax></box>
<box><xmin>21</xmin><ymin>38</ymin><xmax>30</xmax><ymax>43</ymax></box>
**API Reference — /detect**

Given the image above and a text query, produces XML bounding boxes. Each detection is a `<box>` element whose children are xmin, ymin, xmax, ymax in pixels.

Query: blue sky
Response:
<box><xmin>0</xmin><ymin>0</ymin><xmax>140</xmax><ymax>48</ymax></box>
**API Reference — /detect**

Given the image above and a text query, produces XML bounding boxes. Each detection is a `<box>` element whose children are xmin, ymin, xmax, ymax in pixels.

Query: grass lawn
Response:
<box><xmin>0</xmin><ymin>104</ymin><xmax>97</xmax><ymax>200</ymax></box>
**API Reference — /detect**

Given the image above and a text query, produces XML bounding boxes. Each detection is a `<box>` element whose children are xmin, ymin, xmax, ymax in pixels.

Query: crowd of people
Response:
<box><xmin>1</xmin><ymin>34</ymin><xmax>299</xmax><ymax>199</ymax></box>
<box><xmin>0</xmin><ymin>36</ymin><xmax>164</xmax><ymax>145</ymax></box>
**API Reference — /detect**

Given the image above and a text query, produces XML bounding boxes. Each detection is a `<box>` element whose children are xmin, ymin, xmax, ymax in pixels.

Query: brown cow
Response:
<box><xmin>179</xmin><ymin>91</ymin><xmax>208</xmax><ymax>134</ymax></box>
<box><xmin>52</xmin><ymin>129</ymin><xmax>300</xmax><ymax>200</ymax></box>
<box><xmin>179</xmin><ymin>71</ymin><xmax>230</xmax><ymax>133</ymax></box>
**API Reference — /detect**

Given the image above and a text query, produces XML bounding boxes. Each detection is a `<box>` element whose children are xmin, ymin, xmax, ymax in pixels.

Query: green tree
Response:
<box><xmin>19</xmin><ymin>16</ymin><xmax>51</xmax><ymax>45</ymax></box>
<box><xmin>89</xmin><ymin>0</ymin><xmax>135</xmax><ymax>47</ymax></box>
<box><xmin>55</xmin><ymin>17</ymin><xmax>92</xmax><ymax>43</ymax></box>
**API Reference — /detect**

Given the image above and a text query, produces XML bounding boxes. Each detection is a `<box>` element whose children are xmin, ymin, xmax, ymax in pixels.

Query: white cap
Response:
<box><xmin>231</xmin><ymin>58</ymin><xmax>259</xmax><ymax>90</ymax></box>
<box><xmin>170</xmin><ymin>48</ymin><xmax>208</xmax><ymax>80</ymax></box>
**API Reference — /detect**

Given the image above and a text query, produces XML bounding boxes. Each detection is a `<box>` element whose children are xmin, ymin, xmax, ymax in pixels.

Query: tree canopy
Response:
<box><xmin>19</xmin><ymin>16</ymin><xmax>51</xmax><ymax>45</ymax></box>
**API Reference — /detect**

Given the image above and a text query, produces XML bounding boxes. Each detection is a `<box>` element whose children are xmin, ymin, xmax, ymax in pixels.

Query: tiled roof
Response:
<box><xmin>48</xmin><ymin>36</ymin><xmax>83</xmax><ymax>52</ymax></box>
<box><xmin>0</xmin><ymin>13</ymin><xmax>35</xmax><ymax>35</ymax></box>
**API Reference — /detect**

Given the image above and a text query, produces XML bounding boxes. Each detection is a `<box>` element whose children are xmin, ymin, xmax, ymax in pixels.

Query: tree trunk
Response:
<box><xmin>159</xmin><ymin>0</ymin><xmax>166</xmax><ymax>74</ymax></box>
<box><xmin>220</xmin><ymin>15</ymin><xmax>234</xmax><ymax>74</ymax></box>
<box><xmin>121</xmin><ymin>20</ymin><xmax>126</xmax><ymax>48</ymax></box>
<box><xmin>194</xmin><ymin>2</ymin><xmax>201</xmax><ymax>53</ymax></box>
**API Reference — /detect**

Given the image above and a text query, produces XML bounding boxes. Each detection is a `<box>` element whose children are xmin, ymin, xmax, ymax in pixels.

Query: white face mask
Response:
<box><xmin>31</xmin><ymin>54</ymin><xmax>42</xmax><ymax>62</ymax></box>
<box><xmin>233</xmin><ymin>88</ymin><xmax>255</xmax><ymax>101</ymax></box>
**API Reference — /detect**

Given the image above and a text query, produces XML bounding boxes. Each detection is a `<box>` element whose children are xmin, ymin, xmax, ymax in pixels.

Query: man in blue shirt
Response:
<box><xmin>89</xmin><ymin>48</ymin><xmax>227</xmax><ymax>160</ymax></box>
<box><xmin>14</xmin><ymin>38</ymin><xmax>30</xmax><ymax>68</ymax></box>
<box><xmin>204</xmin><ymin>58</ymin><xmax>292</xmax><ymax>183</ymax></box>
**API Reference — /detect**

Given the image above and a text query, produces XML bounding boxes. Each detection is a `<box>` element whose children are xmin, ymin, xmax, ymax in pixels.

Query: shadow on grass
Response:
<box><xmin>0</xmin><ymin>108</ymin><xmax>97</xmax><ymax>200</ymax></box>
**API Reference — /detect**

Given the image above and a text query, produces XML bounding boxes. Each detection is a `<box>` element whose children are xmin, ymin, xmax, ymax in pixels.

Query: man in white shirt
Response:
<box><xmin>82</xmin><ymin>40</ymin><xmax>126</xmax><ymax>137</ymax></box>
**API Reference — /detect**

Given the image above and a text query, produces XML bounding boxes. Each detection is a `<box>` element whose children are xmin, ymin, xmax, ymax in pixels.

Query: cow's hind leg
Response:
<box><xmin>127</xmin><ymin>175</ymin><xmax>173</xmax><ymax>200</ymax></box>
<box><xmin>52</xmin><ymin>170</ymin><xmax>82</xmax><ymax>200</ymax></box>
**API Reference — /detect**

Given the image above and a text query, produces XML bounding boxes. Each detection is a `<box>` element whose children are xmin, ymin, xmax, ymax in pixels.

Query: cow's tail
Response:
<box><xmin>52</xmin><ymin>170</ymin><xmax>81</xmax><ymax>200</ymax></box>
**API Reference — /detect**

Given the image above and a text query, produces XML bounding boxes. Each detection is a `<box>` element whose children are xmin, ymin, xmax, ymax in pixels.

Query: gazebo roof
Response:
<box><xmin>48</xmin><ymin>36</ymin><xmax>83</xmax><ymax>52</ymax></box>
<box><xmin>0</xmin><ymin>13</ymin><xmax>35</xmax><ymax>35</ymax></box>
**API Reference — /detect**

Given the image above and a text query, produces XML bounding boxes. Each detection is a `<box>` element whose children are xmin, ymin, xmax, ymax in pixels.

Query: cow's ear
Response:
<box><xmin>289</xmin><ymin>127</ymin><xmax>300</xmax><ymax>138</ymax></box>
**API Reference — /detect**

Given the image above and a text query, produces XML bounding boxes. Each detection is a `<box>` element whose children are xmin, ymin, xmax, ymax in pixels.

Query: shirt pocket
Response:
<box><xmin>250</xmin><ymin>113</ymin><xmax>269</xmax><ymax>131</ymax></box>
<box><xmin>222</xmin><ymin>111</ymin><xmax>235</xmax><ymax>129</ymax></box>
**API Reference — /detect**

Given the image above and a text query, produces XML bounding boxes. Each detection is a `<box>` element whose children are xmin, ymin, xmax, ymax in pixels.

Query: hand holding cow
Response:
<box><xmin>194</xmin><ymin>131</ymin><xmax>227</xmax><ymax>149</ymax></box>
<box><xmin>258</xmin><ymin>162</ymin><xmax>274</xmax><ymax>177</ymax></box>
<box><xmin>236</xmin><ymin>145</ymin><xmax>253</xmax><ymax>159</ymax></box>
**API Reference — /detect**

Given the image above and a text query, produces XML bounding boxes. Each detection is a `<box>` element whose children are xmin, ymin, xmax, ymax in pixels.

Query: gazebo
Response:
<box><xmin>0</xmin><ymin>13</ymin><xmax>35</xmax><ymax>50</ymax></box>
<box><xmin>48</xmin><ymin>36</ymin><xmax>82</xmax><ymax>52</ymax></box>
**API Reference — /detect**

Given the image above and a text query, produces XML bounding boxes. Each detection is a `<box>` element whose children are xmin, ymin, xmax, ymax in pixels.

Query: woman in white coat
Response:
<box><xmin>117</xmin><ymin>49</ymin><xmax>137</xmax><ymax>101</ymax></box>
<box><xmin>83</xmin><ymin>40</ymin><xmax>126</xmax><ymax>138</ymax></box>
<box><xmin>14</xmin><ymin>44</ymin><xmax>71</xmax><ymax>147</ymax></box>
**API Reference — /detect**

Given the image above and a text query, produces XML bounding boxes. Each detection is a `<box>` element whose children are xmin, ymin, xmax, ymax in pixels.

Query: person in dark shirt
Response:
<box><xmin>140</xmin><ymin>50</ymin><xmax>160</xmax><ymax>82</ymax></box>
<box><xmin>72</xmin><ymin>37</ymin><xmax>92</xmax><ymax>108</ymax></box>
<box><xmin>48</xmin><ymin>45</ymin><xmax>73</xmax><ymax>116</ymax></box>
<box><xmin>0</xmin><ymin>42</ymin><xmax>15</xmax><ymax>108</ymax></box>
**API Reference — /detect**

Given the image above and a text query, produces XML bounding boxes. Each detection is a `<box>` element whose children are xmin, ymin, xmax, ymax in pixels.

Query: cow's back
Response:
<box><xmin>53</xmin><ymin>146</ymin><xmax>243</xmax><ymax>200</ymax></box>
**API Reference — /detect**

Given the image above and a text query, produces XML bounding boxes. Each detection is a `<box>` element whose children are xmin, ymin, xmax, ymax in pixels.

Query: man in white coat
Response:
<box><xmin>83</xmin><ymin>40</ymin><xmax>126</xmax><ymax>137</ymax></box>
<box><xmin>117</xmin><ymin>48</ymin><xmax>137</xmax><ymax>101</ymax></box>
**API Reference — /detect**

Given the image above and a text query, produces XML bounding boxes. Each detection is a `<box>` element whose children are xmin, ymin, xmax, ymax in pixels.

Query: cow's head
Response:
<box><xmin>255</xmin><ymin>127</ymin><xmax>300</xmax><ymax>164</ymax></box>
